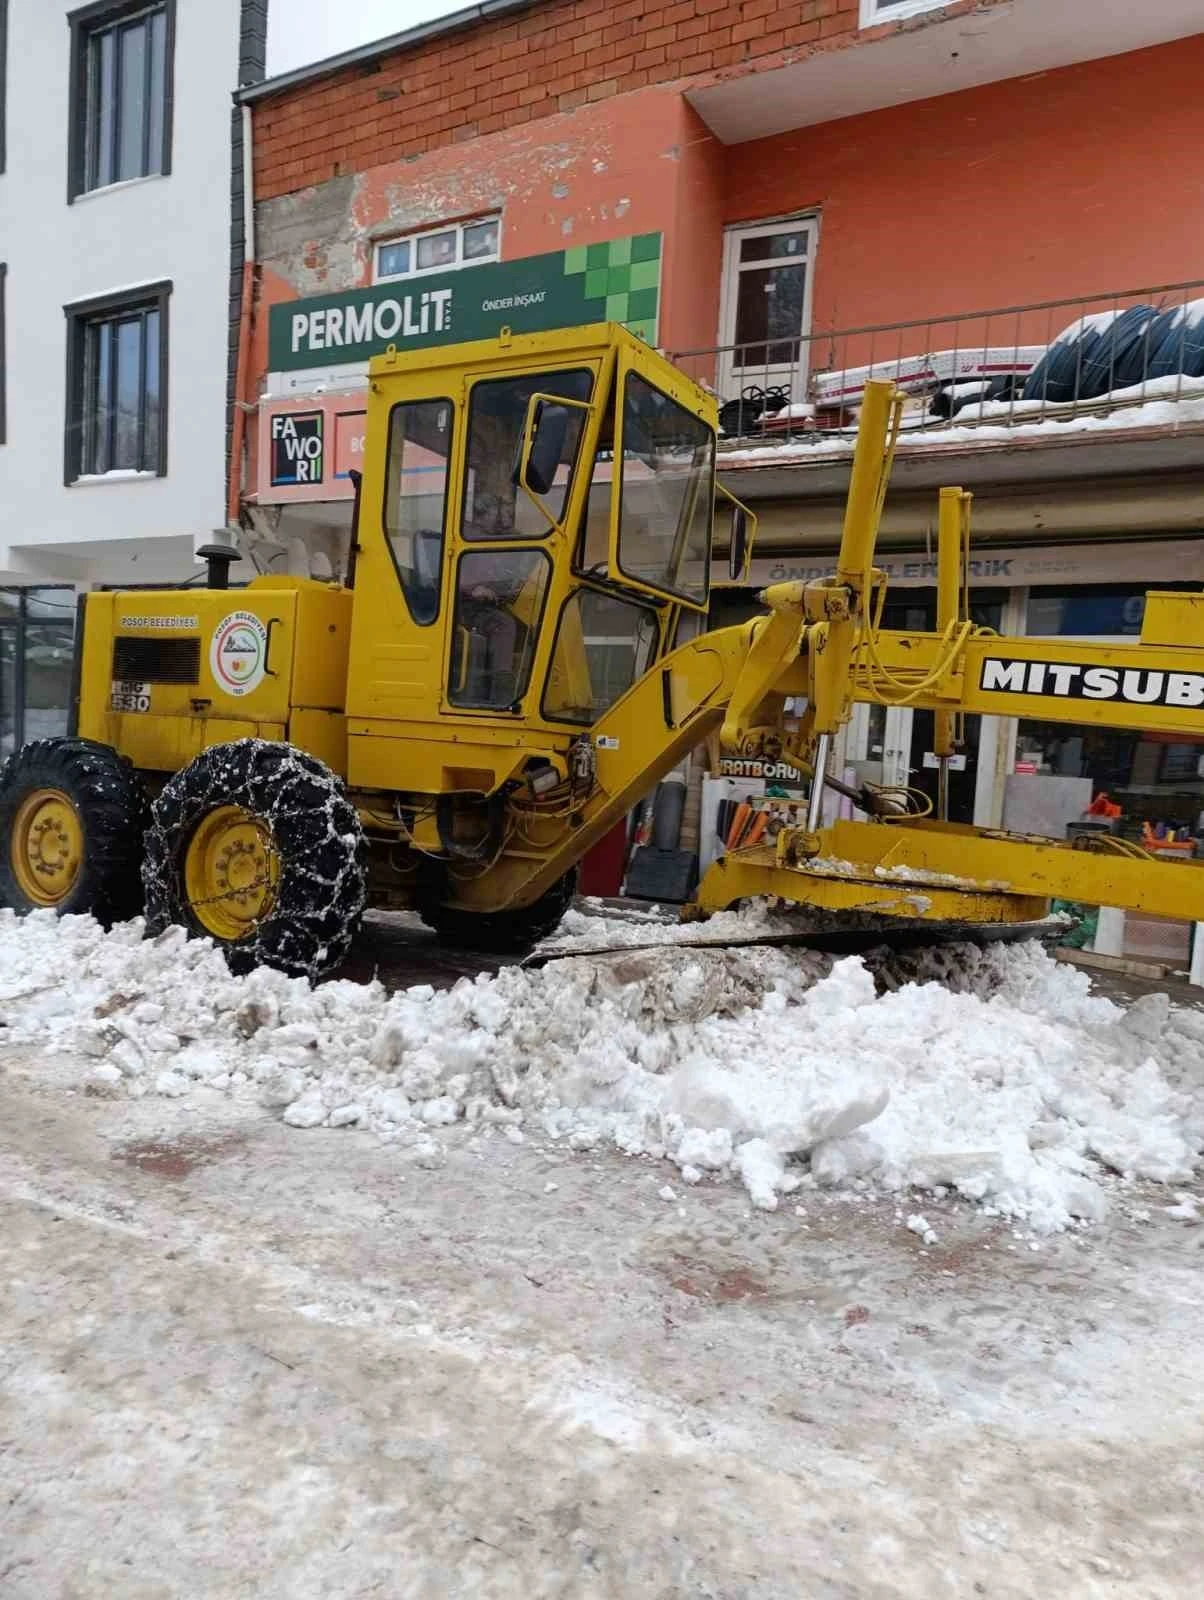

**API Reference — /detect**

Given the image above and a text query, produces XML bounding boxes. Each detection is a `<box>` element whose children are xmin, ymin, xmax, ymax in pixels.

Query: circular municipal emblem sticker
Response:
<box><xmin>210</xmin><ymin>611</ymin><xmax>268</xmax><ymax>697</ymax></box>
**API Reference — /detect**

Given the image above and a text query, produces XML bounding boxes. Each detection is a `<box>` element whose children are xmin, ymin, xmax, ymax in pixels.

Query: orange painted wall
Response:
<box><xmin>721</xmin><ymin>37</ymin><xmax>1204</xmax><ymax>348</ymax></box>
<box><xmin>252</xmin><ymin>85</ymin><xmax>717</xmax><ymax>377</ymax></box>
<box><xmin>666</xmin><ymin>103</ymin><xmax>727</xmax><ymax>361</ymax></box>
<box><xmin>248</xmin><ymin>87</ymin><xmax>702</xmax><ymax>486</ymax></box>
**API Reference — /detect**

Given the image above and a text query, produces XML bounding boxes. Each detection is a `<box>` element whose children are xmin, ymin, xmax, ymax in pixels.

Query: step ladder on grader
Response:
<box><xmin>0</xmin><ymin>322</ymin><xmax>1201</xmax><ymax>977</ymax></box>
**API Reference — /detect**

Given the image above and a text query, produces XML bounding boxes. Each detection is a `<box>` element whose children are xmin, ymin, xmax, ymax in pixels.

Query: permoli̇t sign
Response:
<box><xmin>269</xmin><ymin>233</ymin><xmax>661</xmax><ymax>373</ymax></box>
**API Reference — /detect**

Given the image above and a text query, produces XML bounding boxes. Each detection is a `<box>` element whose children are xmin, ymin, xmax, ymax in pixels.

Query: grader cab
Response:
<box><xmin>3</xmin><ymin>322</ymin><xmax>1204</xmax><ymax>980</ymax></box>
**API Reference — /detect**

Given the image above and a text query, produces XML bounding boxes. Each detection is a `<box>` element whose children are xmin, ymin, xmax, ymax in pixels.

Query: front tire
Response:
<box><xmin>0</xmin><ymin>739</ymin><xmax>148</xmax><ymax>923</ymax></box>
<box><xmin>143</xmin><ymin>739</ymin><xmax>366</xmax><ymax>980</ymax></box>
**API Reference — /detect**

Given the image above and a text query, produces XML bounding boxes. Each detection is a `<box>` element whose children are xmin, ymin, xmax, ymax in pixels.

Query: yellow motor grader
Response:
<box><xmin>2</xmin><ymin>322</ymin><xmax>1203</xmax><ymax>977</ymax></box>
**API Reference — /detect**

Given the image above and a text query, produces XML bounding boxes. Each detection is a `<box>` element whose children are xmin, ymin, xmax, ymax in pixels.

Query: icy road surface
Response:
<box><xmin>1</xmin><ymin>1049</ymin><xmax>1202</xmax><ymax>1597</ymax></box>
<box><xmin>0</xmin><ymin>907</ymin><xmax>1202</xmax><ymax>1595</ymax></box>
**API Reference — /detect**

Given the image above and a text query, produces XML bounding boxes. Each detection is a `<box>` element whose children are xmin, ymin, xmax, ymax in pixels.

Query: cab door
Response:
<box><xmin>603</xmin><ymin>345</ymin><xmax>716</xmax><ymax>614</ymax></box>
<box><xmin>440</xmin><ymin>361</ymin><xmax>602</xmax><ymax>718</ymax></box>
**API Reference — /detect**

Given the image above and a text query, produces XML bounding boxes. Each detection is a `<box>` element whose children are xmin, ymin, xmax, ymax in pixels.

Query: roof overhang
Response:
<box><xmin>688</xmin><ymin>0</ymin><xmax>1204</xmax><ymax>145</ymax></box>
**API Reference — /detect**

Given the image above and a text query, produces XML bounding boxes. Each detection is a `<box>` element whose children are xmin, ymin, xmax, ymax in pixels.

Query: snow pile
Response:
<box><xmin>2</xmin><ymin>910</ymin><xmax>1203</xmax><ymax>1232</ymax></box>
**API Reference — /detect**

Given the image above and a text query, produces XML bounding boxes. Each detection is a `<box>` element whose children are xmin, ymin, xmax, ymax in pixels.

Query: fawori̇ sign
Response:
<box><xmin>271</xmin><ymin>410</ymin><xmax>324</xmax><ymax>486</ymax></box>
<box><xmin>268</xmin><ymin>234</ymin><xmax>662</xmax><ymax>374</ymax></box>
<box><xmin>980</xmin><ymin>658</ymin><xmax>1204</xmax><ymax>709</ymax></box>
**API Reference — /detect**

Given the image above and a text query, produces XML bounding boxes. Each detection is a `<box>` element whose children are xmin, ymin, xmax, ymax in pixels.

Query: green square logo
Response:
<box><xmin>628</xmin><ymin>258</ymin><xmax>659</xmax><ymax>294</ymax></box>
<box><xmin>627</xmin><ymin>286</ymin><xmax>658</xmax><ymax>322</ymax></box>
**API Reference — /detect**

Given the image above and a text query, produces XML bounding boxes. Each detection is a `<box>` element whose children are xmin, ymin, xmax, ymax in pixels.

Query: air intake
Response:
<box><xmin>112</xmin><ymin>636</ymin><xmax>201</xmax><ymax>685</ymax></box>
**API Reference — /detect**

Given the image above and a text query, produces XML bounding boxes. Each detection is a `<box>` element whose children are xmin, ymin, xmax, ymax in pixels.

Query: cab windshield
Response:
<box><xmin>461</xmin><ymin>369</ymin><xmax>592</xmax><ymax>540</ymax></box>
<box><xmin>616</xmin><ymin>373</ymin><xmax>714</xmax><ymax>605</ymax></box>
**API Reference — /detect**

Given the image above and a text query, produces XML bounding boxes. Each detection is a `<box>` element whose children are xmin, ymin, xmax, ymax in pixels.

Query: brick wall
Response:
<box><xmin>253</xmin><ymin>0</ymin><xmax>876</xmax><ymax>200</ymax></box>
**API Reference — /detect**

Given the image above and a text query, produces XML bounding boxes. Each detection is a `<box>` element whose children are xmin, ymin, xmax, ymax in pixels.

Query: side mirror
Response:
<box><xmin>516</xmin><ymin>401</ymin><xmax>571</xmax><ymax>496</ymax></box>
<box><xmin>728</xmin><ymin>504</ymin><xmax>750</xmax><ymax>582</ymax></box>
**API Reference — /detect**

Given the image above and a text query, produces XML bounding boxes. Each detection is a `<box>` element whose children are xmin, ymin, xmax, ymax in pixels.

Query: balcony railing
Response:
<box><xmin>670</xmin><ymin>278</ymin><xmax>1204</xmax><ymax>459</ymax></box>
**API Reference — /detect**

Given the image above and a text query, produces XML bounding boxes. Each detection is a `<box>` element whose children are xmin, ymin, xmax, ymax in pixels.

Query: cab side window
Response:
<box><xmin>449</xmin><ymin>550</ymin><xmax>551</xmax><ymax>710</ymax></box>
<box><xmin>543</xmin><ymin>589</ymin><xmax>658</xmax><ymax>724</ymax></box>
<box><xmin>383</xmin><ymin>399</ymin><xmax>452</xmax><ymax>624</ymax></box>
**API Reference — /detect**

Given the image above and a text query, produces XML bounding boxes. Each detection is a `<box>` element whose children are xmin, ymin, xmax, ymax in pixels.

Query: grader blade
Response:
<box><xmin>522</xmin><ymin>912</ymin><xmax>1064</xmax><ymax>969</ymax></box>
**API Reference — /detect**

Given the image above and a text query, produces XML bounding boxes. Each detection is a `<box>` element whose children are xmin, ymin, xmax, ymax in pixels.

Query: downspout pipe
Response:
<box><xmin>228</xmin><ymin>102</ymin><xmax>256</xmax><ymax>527</ymax></box>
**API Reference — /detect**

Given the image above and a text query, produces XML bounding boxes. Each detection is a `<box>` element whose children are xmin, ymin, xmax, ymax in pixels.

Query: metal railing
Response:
<box><xmin>670</xmin><ymin>278</ymin><xmax>1204</xmax><ymax>451</ymax></box>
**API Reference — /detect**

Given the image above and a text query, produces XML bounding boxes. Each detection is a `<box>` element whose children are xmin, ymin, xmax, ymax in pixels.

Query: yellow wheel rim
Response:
<box><xmin>11</xmin><ymin>788</ymin><xmax>85</xmax><ymax>907</ymax></box>
<box><xmin>183</xmin><ymin>805</ymin><xmax>279</xmax><ymax>943</ymax></box>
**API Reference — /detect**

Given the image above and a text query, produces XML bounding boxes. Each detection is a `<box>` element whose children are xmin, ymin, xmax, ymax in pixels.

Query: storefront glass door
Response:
<box><xmin>0</xmin><ymin>589</ymin><xmax>77</xmax><ymax>755</ymax></box>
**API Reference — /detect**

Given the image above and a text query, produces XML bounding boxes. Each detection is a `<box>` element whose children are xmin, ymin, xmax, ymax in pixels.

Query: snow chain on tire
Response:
<box><xmin>143</xmin><ymin>739</ymin><xmax>367</xmax><ymax>981</ymax></box>
<box><xmin>0</xmin><ymin>738</ymin><xmax>149</xmax><ymax>924</ymax></box>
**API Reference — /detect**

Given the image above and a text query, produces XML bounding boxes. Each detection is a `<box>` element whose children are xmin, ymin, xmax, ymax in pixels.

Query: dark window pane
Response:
<box><xmin>738</xmin><ymin>231</ymin><xmax>809</xmax><ymax>264</ymax></box>
<box><xmin>383</xmin><ymin>399</ymin><xmax>453</xmax><ymax>625</ymax></box>
<box><xmin>23</xmin><ymin>625</ymin><xmax>74</xmax><ymax>743</ymax></box>
<box><xmin>82</xmin><ymin>321</ymin><xmax>112</xmax><ymax>475</ymax></box>
<box><xmin>101</xmin><ymin>29</ymin><xmax>118</xmax><ymax>186</ymax></box>
<box><xmin>77</xmin><ymin>301</ymin><xmax>162</xmax><ymax>478</ymax></box>
<box><xmin>114</xmin><ymin>316</ymin><xmax>143</xmax><ymax>468</ymax></box>
<box><xmin>117</xmin><ymin>18</ymin><xmax>148</xmax><ymax>183</ymax></box>
<box><xmin>417</xmin><ymin>230</ymin><xmax>456</xmax><ymax>271</ymax></box>
<box><xmin>1027</xmin><ymin>586</ymin><xmax>1151</xmax><ymax>637</ymax></box>
<box><xmin>144</xmin><ymin>309</ymin><xmax>161</xmax><ymax>469</ymax></box>
<box><xmin>463</xmin><ymin>220</ymin><xmax>499</xmax><ymax>261</ymax></box>
<box><xmin>147</xmin><ymin>10</ymin><xmax>167</xmax><ymax>173</ymax></box>
<box><xmin>734</xmin><ymin>262</ymin><xmax>806</xmax><ymax>366</ymax></box>
<box><xmin>449</xmin><ymin>550</ymin><xmax>550</xmax><ymax>709</ymax></box>
<box><xmin>377</xmin><ymin>240</ymin><xmax>411</xmax><ymax>279</ymax></box>
<box><xmin>88</xmin><ymin>28</ymin><xmax>117</xmax><ymax>190</ymax></box>
<box><xmin>0</xmin><ymin>631</ymin><xmax>15</xmax><ymax>757</ymax></box>
<box><xmin>0</xmin><ymin>592</ymin><xmax>19</xmax><ymax>619</ymax></box>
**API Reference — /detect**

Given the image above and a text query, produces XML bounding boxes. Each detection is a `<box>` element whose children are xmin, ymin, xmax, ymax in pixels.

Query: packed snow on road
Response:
<box><xmin>3</xmin><ymin>904</ymin><xmax>1202</xmax><ymax>1232</ymax></box>
<box><xmin>3</xmin><ymin>904</ymin><xmax>1204</xmax><ymax>1597</ymax></box>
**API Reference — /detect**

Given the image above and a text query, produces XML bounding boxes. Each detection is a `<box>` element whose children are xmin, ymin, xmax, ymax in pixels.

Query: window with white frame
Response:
<box><xmin>375</xmin><ymin>217</ymin><xmax>501</xmax><ymax>283</ymax></box>
<box><xmin>859</xmin><ymin>0</ymin><xmax>948</xmax><ymax>26</ymax></box>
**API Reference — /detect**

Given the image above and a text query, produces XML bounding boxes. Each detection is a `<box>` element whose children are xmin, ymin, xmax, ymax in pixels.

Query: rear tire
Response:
<box><xmin>143</xmin><ymin>739</ymin><xmax>366</xmax><ymax>980</ymax></box>
<box><xmin>420</xmin><ymin>868</ymin><xmax>577</xmax><ymax>954</ymax></box>
<box><xmin>0</xmin><ymin>738</ymin><xmax>148</xmax><ymax>924</ymax></box>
